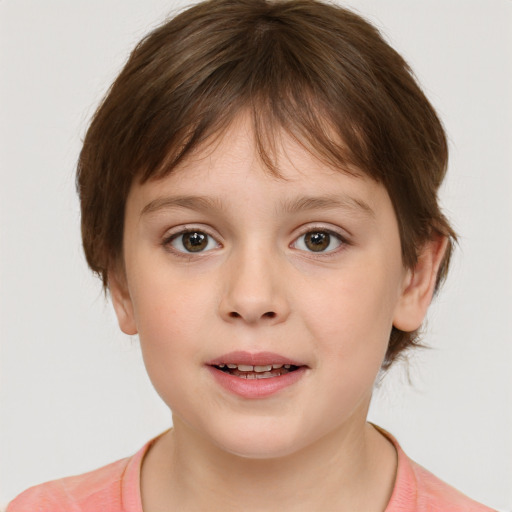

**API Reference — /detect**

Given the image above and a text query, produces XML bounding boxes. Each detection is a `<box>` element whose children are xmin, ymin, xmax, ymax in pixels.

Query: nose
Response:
<box><xmin>219</xmin><ymin>245</ymin><xmax>290</xmax><ymax>325</ymax></box>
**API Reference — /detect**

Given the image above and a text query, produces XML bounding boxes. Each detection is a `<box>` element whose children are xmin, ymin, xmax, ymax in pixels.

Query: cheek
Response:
<box><xmin>301</xmin><ymin>261</ymin><xmax>400</xmax><ymax>365</ymax></box>
<box><xmin>131</xmin><ymin>263</ymin><xmax>213</xmax><ymax>338</ymax></box>
<box><xmin>128</xmin><ymin>275</ymin><xmax>192</xmax><ymax>365</ymax></box>
<box><xmin>128</xmin><ymin>268</ymin><xmax>220</xmax><ymax>393</ymax></box>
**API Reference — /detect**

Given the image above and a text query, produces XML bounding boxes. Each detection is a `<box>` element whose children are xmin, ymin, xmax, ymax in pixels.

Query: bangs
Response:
<box><xmin>141</xmin><ymin>92</ymin><xmax>363</xmax><ymax>185</ymax></box>
<box><xmin>96</xmin><ymin>0</ymin><xmax>433</xmax><ymax>196</ymax></box>
<box><xmin>133</xmin><ymin>21</ymin><xmax>370</xmax><ymax>183</ymax></box>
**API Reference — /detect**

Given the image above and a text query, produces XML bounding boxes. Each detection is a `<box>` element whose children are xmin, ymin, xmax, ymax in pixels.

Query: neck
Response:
<box><xmin>141</xmin><ymin>418</ymin><xmax>397</xmax><ymax>512</ymax></box>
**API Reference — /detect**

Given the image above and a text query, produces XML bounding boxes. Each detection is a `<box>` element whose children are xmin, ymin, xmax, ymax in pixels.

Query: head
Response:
<box><xmin>78</xmin><ymin>0</ymin><xmax>455</xmax><ymax>371</ymax></box>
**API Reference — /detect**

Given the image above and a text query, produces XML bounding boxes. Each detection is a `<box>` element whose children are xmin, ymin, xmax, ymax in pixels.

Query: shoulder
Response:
<box><xmin>7</xmin><ymin>442</ymin><xmax>149</xmax><ymax>512</ymax></box>
<box><xmin>7</xmin><ymin>457</ymin><xmax>132</xmax><ymax>512</ymax></box>
<box><xmin>379</xmin><ymin>428</ymin><xmax>497</xmax><ymax>512</ymax></box>
<box><xmin>407</xmin><ymin>457</ymin><xmax>497</xmax><ymax>512</ymax></box>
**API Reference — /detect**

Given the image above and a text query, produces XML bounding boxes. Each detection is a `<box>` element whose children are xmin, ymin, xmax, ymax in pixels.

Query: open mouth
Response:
<box><xmin>212</xmin><ymin>363</ymin><xmax>301</xmax><ymax>379</ymax></box>
<box><xmin>207</xmin><ymin>353</ymin><xmax>307</xmax><ymax>397</ymax></box>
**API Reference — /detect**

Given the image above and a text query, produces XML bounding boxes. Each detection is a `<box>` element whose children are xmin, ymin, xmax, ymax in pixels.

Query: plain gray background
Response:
<box><xmin>1</xmin><ymin>1</ymin><xmax>511</xmax><ymax>510</ymax></box>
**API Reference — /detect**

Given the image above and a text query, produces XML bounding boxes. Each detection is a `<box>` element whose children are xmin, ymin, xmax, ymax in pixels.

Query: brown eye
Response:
<box><xmin>304</xmin><ymin>232</ymin><xmax>330</xmax><ymax>252</ymax></box>
<box><xmin>183</xmin><ymin>232</ymin><xmax>207</xmax><ymax>252</ymax></box>
<box><xmin>293</xmin><ymin>230</ymin><xmax>343</xmax><ymax>253</ymax></box>
<box><xmin>170</xmin><ymin>231</ymin><xmax>218</xmax><ymax>253</ymax></box>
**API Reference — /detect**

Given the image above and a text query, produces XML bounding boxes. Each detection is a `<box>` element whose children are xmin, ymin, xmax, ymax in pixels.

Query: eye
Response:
<box><xmin>293</xmin><ymin>230</ymin><xmax>343</xmax><ymax>253</ymax></box>
<box><xmin>168</xmin><ymin>230</ymin><xmax>219</xmax><ymax>253</ymax></box>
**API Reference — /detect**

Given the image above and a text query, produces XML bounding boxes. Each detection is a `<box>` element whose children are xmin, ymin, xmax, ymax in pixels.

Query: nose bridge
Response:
<box><xmin>220</xmin><ymin>238</ymin><xmax>289</xmax><ymax>324</ymax></box>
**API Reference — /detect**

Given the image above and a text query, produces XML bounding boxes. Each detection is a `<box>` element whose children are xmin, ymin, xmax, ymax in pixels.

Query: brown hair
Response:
<box><xmin>77</xmin><ymin>0</ymin><xmax>456</xmax><ymax>368</ymax></box>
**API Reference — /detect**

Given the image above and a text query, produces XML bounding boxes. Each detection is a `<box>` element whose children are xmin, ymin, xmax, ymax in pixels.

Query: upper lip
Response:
<box><xmin>206</xmin><ymin>351</ymin><xmax>306</xmax><ymax>367</ymax></box>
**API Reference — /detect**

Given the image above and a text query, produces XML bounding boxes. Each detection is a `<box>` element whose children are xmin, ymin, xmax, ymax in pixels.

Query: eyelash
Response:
<box><xmin>162</xmin><ymin>227</ymin><xmax>348</xmax><ymax>256</ymax></box>
<box><xmin>291</xmin><ymin>227</ymin><xmax>347</xmax><ymax>256</ymax></box>
<box><xmin>163</xmin><ymin>228</ymin><xmax>221</xmax><ymax>256</ymax></box>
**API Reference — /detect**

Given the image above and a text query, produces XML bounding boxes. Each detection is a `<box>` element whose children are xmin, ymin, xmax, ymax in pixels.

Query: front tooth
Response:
<box><xmin>237</xmin><ymin>364</ymin><xmax>254</xmax><ymax>372</ymax></box>
<box><xmin>254</xmin><ymin>365</ymin><xmax>272</xmax><ymax>372</ymax></box>
<box><xmin>226</xmin><ymin>364</ymin><xmax>237</xmax><ymax>369</ymax></box>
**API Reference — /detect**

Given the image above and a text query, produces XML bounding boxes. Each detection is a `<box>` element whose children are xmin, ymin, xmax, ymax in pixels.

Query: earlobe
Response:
<box><xmin>108</xmin><ymin>269</ymin><xmax>138</xmax><ymax>335</ymax></box>
<box><xmin>393</xmin><ymin>236</ymin><xmax>448</xmax><ymax>332</ymax></box>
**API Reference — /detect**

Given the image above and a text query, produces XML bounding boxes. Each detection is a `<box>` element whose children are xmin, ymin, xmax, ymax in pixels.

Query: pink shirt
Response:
<box><xmin>8</xmin><ymin>431</ymin><xmax>496</xmax><ymax>512</ymax></box>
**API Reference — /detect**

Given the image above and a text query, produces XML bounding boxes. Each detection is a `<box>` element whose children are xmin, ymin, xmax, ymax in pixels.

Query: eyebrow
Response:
<box><xmin>140</xmin><ymin>193</ymin><xmax>374</xmax><ymax>218</ymax></box>
<box><xmin>141</xmin><ymin>195</ymin><xmax>225</xmax><ymax>216</ymax></box>
<box><xmin>279</xmin><ymin>194</ymin><xmax>375</xmax><ymax>218</ymax></box>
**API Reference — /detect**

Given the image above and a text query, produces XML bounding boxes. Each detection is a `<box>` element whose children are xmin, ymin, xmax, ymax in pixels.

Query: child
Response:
<box><xmin>7</xmin><ymin>0</ymin><xmax>498</xmax><ymax>510</ymax></box>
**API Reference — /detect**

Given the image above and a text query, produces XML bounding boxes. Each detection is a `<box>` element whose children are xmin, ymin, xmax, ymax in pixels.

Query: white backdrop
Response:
<box><xmin>1</xmin><ymin>1</ymin><xmax>511</xmax><ymax>510</ymax></box>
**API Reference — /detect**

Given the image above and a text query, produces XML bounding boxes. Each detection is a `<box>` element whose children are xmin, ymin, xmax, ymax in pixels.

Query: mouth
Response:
<box><xmin>212</xmin><ymin>363</ymin><xmax>301</xmax><ymax>380</ymax></box>
<box><xmin>206</xmin><ymin>351</ymin><xmax>308</xmax><ymax>398</ymax></box>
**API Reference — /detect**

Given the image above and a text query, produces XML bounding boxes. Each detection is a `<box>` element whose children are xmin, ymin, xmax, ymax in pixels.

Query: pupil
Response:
<box><xmin>305</xmin><ymin>232</ymin><xmax>329</xmax><ymax>252</ymax></box>
<box><xmin>183</xmin><ymin>232</ymin><xmax>207</xmax><ymax>252</ymax></box>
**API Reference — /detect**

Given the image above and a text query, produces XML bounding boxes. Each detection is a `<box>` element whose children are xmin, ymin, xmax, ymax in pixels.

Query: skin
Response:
<box><xmin>110</xmin><ymin>115</ymin><xmax>447</xmax><ymax>511</ymax></box>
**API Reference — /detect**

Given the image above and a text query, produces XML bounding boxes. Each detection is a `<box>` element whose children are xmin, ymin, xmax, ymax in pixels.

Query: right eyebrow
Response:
<box><xmin>140</xmin><ymin>195</ymin><xmax>225</xmax><ymax>216</ymax></box>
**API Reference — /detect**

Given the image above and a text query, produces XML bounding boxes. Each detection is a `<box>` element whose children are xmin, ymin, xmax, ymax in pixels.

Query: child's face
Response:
<box><xmin>112</xmin><ymin>115</ymin><xmax>416</xmax><ymax>458</ymax></box>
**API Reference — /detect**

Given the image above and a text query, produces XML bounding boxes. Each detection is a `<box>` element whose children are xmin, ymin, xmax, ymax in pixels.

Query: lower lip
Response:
<box><xmin>207</xmin><ymin>366</ymin><xmax>307</xmax><ymax>399</ymax></box>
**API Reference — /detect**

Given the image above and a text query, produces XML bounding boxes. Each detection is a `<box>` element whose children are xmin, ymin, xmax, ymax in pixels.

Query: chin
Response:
<box><xmin>206</xmin><ymin>419</ymin><xmax>314</xmax><ymax>460</ymax></box>
<box><xmin>217</xmin><ymin>437</ymin><xmax>302</xmax><ymax>460</ymax></box>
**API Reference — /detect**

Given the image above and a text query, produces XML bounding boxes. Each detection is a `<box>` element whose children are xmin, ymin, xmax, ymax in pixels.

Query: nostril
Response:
<box><xmin>226</xmin><ymin>311</ymin><xmax>277</xmax><ymax>320</ymax></box>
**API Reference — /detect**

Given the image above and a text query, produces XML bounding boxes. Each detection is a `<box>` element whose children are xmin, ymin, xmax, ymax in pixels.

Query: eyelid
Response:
<box><xmin>294</xmin><ymin>223</ymin><xmax>349</xmax><ymax>241</ymax></box>
<box><xmin>291</xmin><ymin>225</ymin><xmax>350</xmax><ymax>254</ymax></box>
<box><xmin>162</xmin><ymin>225</ymin><xmax>222</xmax><ymax>255</ymax></box>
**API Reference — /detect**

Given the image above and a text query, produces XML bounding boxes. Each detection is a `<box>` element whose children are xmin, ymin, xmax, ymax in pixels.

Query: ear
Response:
<box><xmin>393</xmin><ymin>236</ymin><xmax>448</xmax><ymax>332</ymax></box>
<box><xmin>108</xmin><ymin>267</ymin><xmax>138</xmax><ymax>335</ymax></box>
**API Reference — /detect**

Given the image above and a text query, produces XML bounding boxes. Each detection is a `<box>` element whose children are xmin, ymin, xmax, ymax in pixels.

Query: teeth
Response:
<box><xmin>217</xmin><ymin>363</ymin><xmax>295</xmax><ymax>372</ymax></box>
<box><xmin>254</xmin><ymin>365</ymin><xmax>272</xmax><ymax>372</ymax></box>
<box><xmin>237</xmin><ymin>372</ymin><xmax>276</xmax><ymax>379</ymax></box>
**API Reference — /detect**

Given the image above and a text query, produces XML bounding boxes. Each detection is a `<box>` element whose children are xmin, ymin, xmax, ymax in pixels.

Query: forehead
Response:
<box><xmin>145</xmin><ymin>113</ymin><xmax>369</xmax><ymax>190</ymax></box>
<box><xmin>127</xmin><ymin>115</ymin><xmax>391</xmax><ymax>225</ymax></box>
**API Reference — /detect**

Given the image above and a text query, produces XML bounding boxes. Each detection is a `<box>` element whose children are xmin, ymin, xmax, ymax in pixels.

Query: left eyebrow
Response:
<box><xmin>279</xmin><ymin>194</ymin><xmax>375</xmax><ymax>218</ymax></box>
